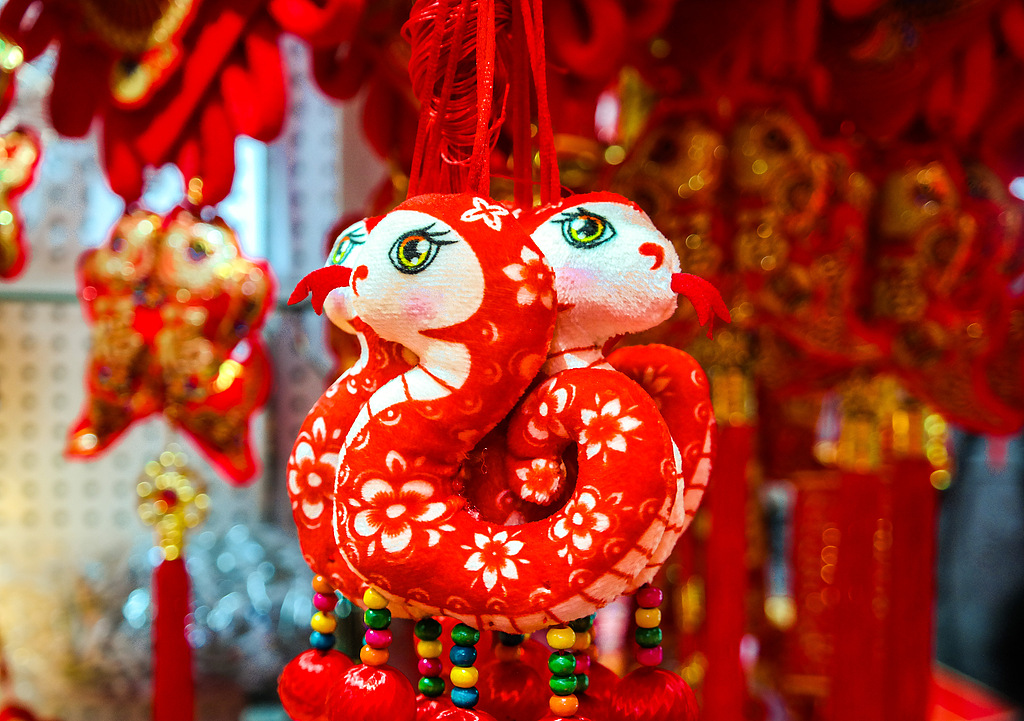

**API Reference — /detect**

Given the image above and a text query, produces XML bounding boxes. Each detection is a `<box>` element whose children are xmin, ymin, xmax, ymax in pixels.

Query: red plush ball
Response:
<box><xmin>278</xmin><ymin>649</ymin><xmax>353</xmax><ymax>721</ymax></box>
<box><xmin>416</xmin><ymin>694</ymin><xmax>454</xmax><ymax>721</ymax></box>
<box><xmin>433</xmin><ymin>709</ymin><xmax>500</xmax><ymax>721</ymax></box>
<box><xmin>582</xmin><ymin>659</ymin><xmax>620</xmax><ymax>707</ymax></box>
<box><xmin>611</xmin><ymin>668</ymin><xmax>698</xmax><ymax>721</ymax></box>
<box><xmin>326</xmin><ymin>664</ymin><xmax>417</xmax><ymax>721</ymax></box>
<box><xmin>476</xmin><ymin>660</ymin><xmax>549</xmax><ymax>721</ymax></box>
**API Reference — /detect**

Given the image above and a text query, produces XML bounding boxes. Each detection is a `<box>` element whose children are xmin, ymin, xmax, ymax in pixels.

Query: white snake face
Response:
<box><xmin>530</xmin><ymin>197</ymin><xmax>681</xmax><ymax>342</ymax></box>
<box><xmin>321</xmin><ymin>219</ymin><xmax>370</xmax><ymax>334</ymax></box>
<box><xmin>350</xmin><ymin>209</ymin><xmax>485</xmax><ymax>356</ymax></box>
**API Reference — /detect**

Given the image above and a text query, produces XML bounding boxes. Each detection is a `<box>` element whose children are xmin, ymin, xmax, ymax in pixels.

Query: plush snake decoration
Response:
<box><xmin>288</xmin><ymin>192</ymin><xmax>724</xmax><ymax>632</ymax></box>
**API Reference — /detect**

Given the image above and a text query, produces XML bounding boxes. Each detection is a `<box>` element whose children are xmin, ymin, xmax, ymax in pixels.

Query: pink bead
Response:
<box><xmin>313</xmin><ymin>593</ymin><xmax>338</xmax><ymax>612</ymax></box>
<box><xmin>636</xmin><ymin>646</ymin><xmax>663</xmax><ymax>667</ymax></box>
<box><xmin>365</xmin><ymin>629</ymin><xmax>392</xmax><ymax>649</ymax></box>
<box><xmin>636</xmin><ymin>586</ymin><xmax>663</xmax><ymax>608</ymax></box>
<box><xmin>418</xmin><ymin>657</ymin><xmax>443</xmax><ymax>677</ymax></box>
<box><xmin>574</xmin><ymin>654</ymin><xmax>591</xmax><ymax>674</ymax></box>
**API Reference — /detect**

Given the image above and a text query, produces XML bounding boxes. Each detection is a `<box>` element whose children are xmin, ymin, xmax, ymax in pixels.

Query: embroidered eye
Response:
<box><xmin>557</xmin><ymin>209</ymin><xmax>616</xmax><ymax>249</ymax></box>
<box><xmin>328</xmin><ymin>227</ymin><xmax>366</xmax><ymax>266</ymax></box>
<box><xmin>389</xmin><ymin>224</ymin><xmax>456</xmax><ymax>274</ymax></box>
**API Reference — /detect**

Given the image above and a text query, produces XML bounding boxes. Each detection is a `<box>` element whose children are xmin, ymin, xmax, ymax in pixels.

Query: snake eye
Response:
<box><xmin>558</xmin><ymin>209</ymin><xmax>616</xmax><ymax>249</ymax></box>
<box><xmin>388</xmin><ymin>225</ymin><xmax>454</xmax><ymax>274</ymax></box>
<box><xmin>328</xmin><ymin>226</ymin><xmax>366</xmax><ymax>266</ymax></box>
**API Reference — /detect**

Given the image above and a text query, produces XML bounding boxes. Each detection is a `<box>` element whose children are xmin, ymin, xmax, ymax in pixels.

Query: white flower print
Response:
<box><xmin>578</xmin><ymin>396</ymin><xmax>642</xmax><ymax>461</ymax></box>
<box><xmin>463</xmin><ymin>530</ymin><xmax>527</xmax><ymax>591</ymax></box>
<box><xmin>502</xmin><ymin>246</ymin><xmax>554</xmax><ymax>309</ymax></box>
<box><xmin>353</xmin><ymin>478</ymin><xmax>447</xmax><ymax>555</ymax></box>
<box><xmin>461</xmin><ymin>197</ymin><xmax>511</xmax><ymax>231</ymax></box>
<box><xmin>553</xmin><ymin>489</ymin><xmax>610</xmax><ymax>562</ymax></box>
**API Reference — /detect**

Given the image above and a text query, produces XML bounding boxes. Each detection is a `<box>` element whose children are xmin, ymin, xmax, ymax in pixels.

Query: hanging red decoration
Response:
<box><xmin>0</xmin><ymin>127</ymin><xmax>40</xmax><ymax>280</ymax></box>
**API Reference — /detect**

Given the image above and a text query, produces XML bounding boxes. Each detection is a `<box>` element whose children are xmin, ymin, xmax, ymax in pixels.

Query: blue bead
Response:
<box><xmin>310</xmin><ymin>631</ymin><xmax>334</xmax><ymax>650</ymax></box>
<box><xmin>450</xmin><ymin>686</ymin><xmax>479</xmax><ymax>709</ymax></box>
<box><xmin>449</xmin><ymin>645</ymin><xmax>477</xmax><ymax>667</ymax></box>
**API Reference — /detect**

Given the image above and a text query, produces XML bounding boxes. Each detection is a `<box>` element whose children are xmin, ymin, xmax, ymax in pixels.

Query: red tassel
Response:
<box><xmin>476</xmin><ymin>659</ymin><xmax>548</xmax><ymax>721</ymax></box>
<box><xmin>326</xmin><ymin>664</ymin><xmax>416</xmax><ymax>721</ymax></box>
<box><xmin>153</xmin><ymin>557</ymin><xmax>194</xmax><ymax>721</ymax></box>
<box><xmin>611</xmin><ymin>668</ymin><xmax>697</xmax><ymax>721</ymax></box>
<box><xmin>278</xmin><ymin>649</ymin><xmax>353</xmax><ymax>721</ymax></box>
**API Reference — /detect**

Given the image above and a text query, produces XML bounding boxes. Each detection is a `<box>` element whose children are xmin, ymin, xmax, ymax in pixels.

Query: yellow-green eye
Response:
<box><xmin>558</xmin><ymin>209</ymin><xmax>615</xmax><ymax>248</ymax></box>
<box><xmin>328</xmin><ymin>223</ymin><xmax>367</xmax><ymax>266</ymax></box>
<box><xmin>388</xmin><ymin>224</ymin><xmax>456</xmax><ymax>274</ymax></box>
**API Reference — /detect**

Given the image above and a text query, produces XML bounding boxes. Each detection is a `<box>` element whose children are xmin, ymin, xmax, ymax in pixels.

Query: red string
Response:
<box><xmin>510</xmin><ymin>4</ymin><xmax>533</xmax><ymax>209</ymax></box>
<box><xmin>468</xmin><ymin>0</ymin><xmax>497</xmax><ymax>195</ymax></box>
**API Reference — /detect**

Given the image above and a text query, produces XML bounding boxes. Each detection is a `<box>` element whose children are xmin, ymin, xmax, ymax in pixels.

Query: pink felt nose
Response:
<box><xmin>288</xmin><ymin>265</ymin><xmax>353</xmax><ymax>315</ymax></box>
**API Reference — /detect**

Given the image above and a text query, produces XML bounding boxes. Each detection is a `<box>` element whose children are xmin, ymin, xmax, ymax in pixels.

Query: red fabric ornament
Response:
<box><xmin>475</xmin><ymin>659</ymin><xmax>549</xmax><ymax>721</ymax></box>
<box><xmin>278</xmin><ymin>649</ymin><xmax>354</xmax><ymax>721</ymax></box>
<box><xmin>416</xmin><ymin>694</ymin><xmax>454</xmax><ymax>721</ymax></box>
<box><xmin>0</xmin><ymin>128</ymin><xmax>40</xmax><ymax>280</ymax></box>
<box><xmin>68</xmin><ymin>207</ymin><xmax>275</xmax><ymax>483</ymax></box>
<box><xmin>325</xmin><ymin>664</ymin><xmax>416</xmax><ymax>721</ymax></box>
<box><xmin>433</xmin><ymin>709</ymin><xmax>500</xmax><ymax>721</ymax></box>
<box><xmin>610</xmin><ymin>667</ymin><xmax>698</xmax><ymax>721</ymax></box>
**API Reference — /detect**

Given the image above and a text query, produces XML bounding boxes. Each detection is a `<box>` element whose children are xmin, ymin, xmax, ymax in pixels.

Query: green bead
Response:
<box><xmin>568</xmin><ymin>614</ymin><xmax>596</xmax><ymax>632</ymax></box>
<box><xmin>418</xmin><ymin>676</ymin><xmax>445</xmax><ymax>698</ymax></box>
<box><xmin>576</xmin><ymin>673</ymin><xmax>590</xmax><ymax>693</ymax></box>
<box><xmin>548</xmin><ymin>651</ymin><xmax>576</xmax><ymax>676</ymax></box>
<box><xmin>415</xmin><ymin>617</ymin><xmax>443</xmax><ymax>640</ymax></box>
<box><xmin>635</xmin><ymin>626</ymin><xmax>663</xmax><ymax>648</ymax></box>
<box><xmin>451</xmin><ymin>623</ymin><xmax>480</xmax><ymax>647</ymax></box>
<box><xmin>364</xmin><ymin>608</ymin><xmax>391</xmax><ymax>630</ymax></box>
<box><xmin>549</xmin><ymin>675</ymin><xmax>578</xmax><ymax>696</ymax></box>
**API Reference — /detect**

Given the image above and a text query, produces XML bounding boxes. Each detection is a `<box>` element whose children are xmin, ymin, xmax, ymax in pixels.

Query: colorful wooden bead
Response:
<box><xmin>415</xmin><ymin>617</ymin><xmax>443</xmax><ymax>640</ymax></box>
<box><xmin>499</xmin><ymin>632</ymin><xmax>525</xmax><ymax>645</ymax></box>
<box><xmin>417</xmin><ymin>640</ymin><xmax>443</xmax><ymax>659</ymax></box>
<box><xmin>418</xmin><ymin>657</ymin><xmax>442</xmax><ymax>677</ymax></box>
<box><xmin>568</xmin><ymin>614</ymin><xmax>596</xmax><ymax>633</ymax></box>
<box><xmin>418</xmin><ymin>676</ymin><xmax>445</xmax><ymax>697</ymax></box>
<box><xmin>450</xmin><ymin>666</ymin><xmax>479</xmax><ymax>688</ymax></box>
<box><xmin>546</xmin><ymin>626</ymin><xmax>575</xmax><ymax>650</ymax></box>
<box><xmin>571</xmin><ymin>631</ymin><xmax>591</xmax><ymax>652</ymax></box>
<box><xmin>364</xmin><ymin>629</ymin><xmax>392</xmax><ymax>649</ymax></box>
<box><xmin>636</xmin><ymin>585</ymin><xmax>663</xmax><ymax>608</ymax></box>
<box><xmin>312</xmin><ymin>592</ymin><xmax>338</xmax><ymax>612</ymax></box>
<box><xmin>360</xmin><ymin>645</ymin><xmax>389</xmax><ymax>666</ymax></box>
<box><xmin>309</xmin><ymin>631</ymin><xmax>334</xmax><ymax>651</ymax></box>
<box><xmin>312</xmin><ymin>575</ymin><xmax>334</xmax><ymax>594</ymax></box>
<box><xmin>363</xmin><ymin>608</ymin><xmax>391</xmax><ymax>629</ymax></box>
<box><xmin>635</xmin><ymin>626</ymin><xmax>663</xmax><ymax>648</ymax></box>
<box><xmin>450</xmin><ymin>645</ymin><xmax>477</xmax><ymax>667</ymax></box>
<box><xmin>635</xmin><ymin>607</ymin><xmax>662</xmax><ymax>628</ymax></box>
<box><xmin>549</xmin><ymin>675</ymin><xmax>578</xmax><ymax>696</ymax></box>
<box><xmin>548</xmin><ymin>651</ymin><xmax>576</xmax><ymax>676</ymax></box>
<box><xmin>451</xmin><ymin>623</ymin><xmax>480</xmax><ymax>646</ymax></box>
<box><xmin>576</xmin><ymin>673</ymin><xmax>590</xmax><ymax>693</ymax></box>
<box><xmin>549</xmin><ymin>694</ymin><xmax>579</xmax><ymax>717</ymax></box>
<box><xmin>636</xmin><ymin>645</ymin><xmax>663</xmax><ymax>666</ymax></box>
<box><xmin>574</xmin><ymin>654</ymin><xmax>590</xmax><ymax>674</ymax></box>
<box><xmin>363</xmin><ymin>587</ymin><xmax>389</xmax><ymax>609</ymax></box>
<box><xmin>310</xmin><ymin>612</ymin><xmax>337</xmax><ymax>635</ymax></box>
<box><xmin>450</xmin><ymin>686</ymin><xmax>479</xmax><ymax>709</ymax></box>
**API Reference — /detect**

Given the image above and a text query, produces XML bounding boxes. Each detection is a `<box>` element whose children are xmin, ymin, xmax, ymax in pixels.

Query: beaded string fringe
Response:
<box><xmin>309</xmin><ymin>575</ymin><xmax>339</xmax><ymax>651</ymax></box>
<box><xmin>415</xmin><ymin>617</ymin><xmax>445</xmax><ymax>697</ymax></box>
<box><xmin>450</xmin><ymin>623</ymin><xmax>482</xmax><ymax>708</ymax></box>
<box><xmin>568</xmin><ymin>614</ymin><xmax>595</xmax><ymax>694</ymax></box>
<box><xmin>635</xmin><ymin>584</ymin><xmax>664</xmax><ymax>666</ymax></box>
<box><xmin>546</xmin><ymin>624</ymin><xmax>579</xmax><ymax>717</ymax></box>
<box><xmin>360</xmin><ymin>587</ymin><xmax>393</xmax><ymax>665</ymax></box>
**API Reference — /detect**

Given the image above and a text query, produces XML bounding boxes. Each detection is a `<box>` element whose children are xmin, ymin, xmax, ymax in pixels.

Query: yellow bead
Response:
<box><xmin>449</xmin><ymin>666</ymin><xmax>479</xmax><ymax>689</ymax></box>
<box><xmin>363</xmin><ymin>587</ymin><xmax>389</xmax><ymax>610</ymax></box>
<box><xmin>635</xmin><ymin>608</ymin><xmax>662</xmax><ymax>629</ymax></box>
<box><xmin>360</xmin><ymin>645</ymin><xmax>389</xmax><ymax>666</ymax></box>
<box><xmin>417</xmin><ymin>640</ymin><xmax>443</xmax><ymax>659</ymax></box>
<box><xmin>310</xmin><ymin>612</ymin><xmax>336</xmax><ymax>634</ymax></box>
<box><xmin>312</xmin><ymin>575</ymin><xmax>334</xmax><ymax>594</ymax></box>
<box><xmin>571</xmin><ymin>631</ymin><xmax>591</xmax><ymax>652</ymax></box>
<box><xmin>549</xmin><ymin>694</ymin><xmax>579</xmax><ymax>717</ymax></box>
<box><xmin>546</xmin><ymin>626</ymin><xmax>576</xmax><ymax>650</ymax></box>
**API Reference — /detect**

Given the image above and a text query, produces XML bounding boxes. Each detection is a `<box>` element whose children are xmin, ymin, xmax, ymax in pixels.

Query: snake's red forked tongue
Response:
<box><xmin>671</xmin><ymin>273</ymin><xmax>731</xmax><ymax>338</ymax></box>
<box><xmin>288</xmin><ymin>265</ymin><xmax>352</xmax><ymax>315</ymax></box>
